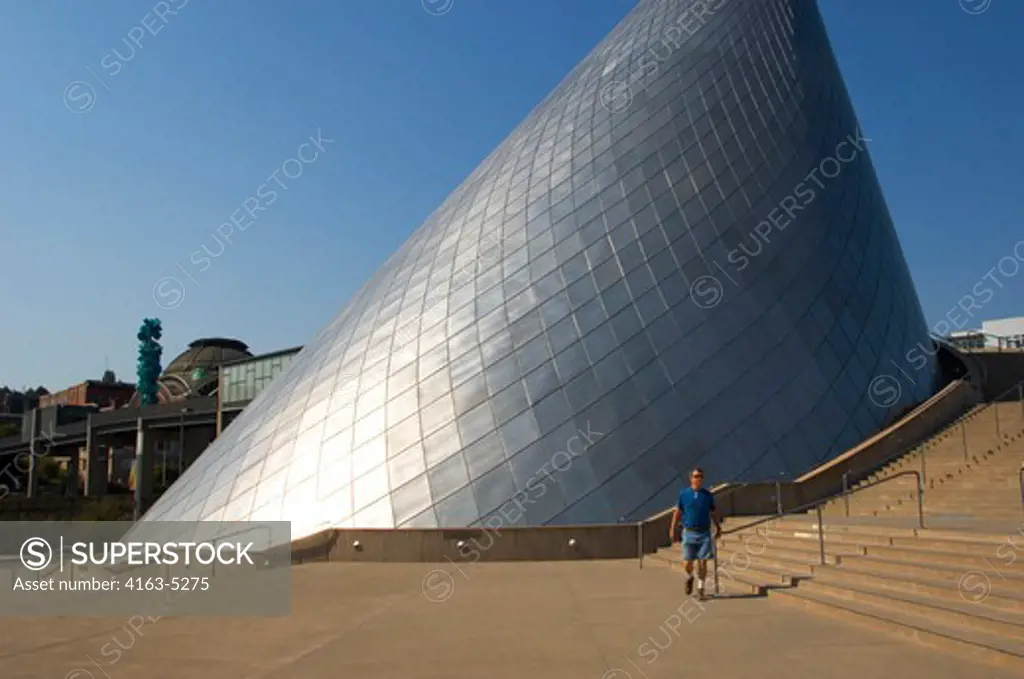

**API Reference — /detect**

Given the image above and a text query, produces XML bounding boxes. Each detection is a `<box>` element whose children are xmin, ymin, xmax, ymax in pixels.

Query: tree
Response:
<box><xmin>39</xmin><ymin>457</ymin><xmax>62</xmax><ymax>481</ymax></box>
<box><xmin>136</xmin><ymin>318</ymin><xmax>164</xmax><ymax>405</ymax></box>
<box><xmin>0</xmin><ymin>386</ymin><xmax>48</xmax><ymax>414</ymax></box>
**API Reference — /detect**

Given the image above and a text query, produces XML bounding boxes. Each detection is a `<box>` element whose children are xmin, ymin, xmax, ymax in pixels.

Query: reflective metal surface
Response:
<box><xmin>142</xmin><ymin>0</ymin><xmax>937</xmax><ymax>538</ymax></box>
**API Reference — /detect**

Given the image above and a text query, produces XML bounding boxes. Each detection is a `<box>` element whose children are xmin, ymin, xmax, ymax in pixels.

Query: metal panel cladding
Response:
<box><xmin>141</xmin><ymin>0</ymin><xmax>937</xmax><ymax>537</ymax></box>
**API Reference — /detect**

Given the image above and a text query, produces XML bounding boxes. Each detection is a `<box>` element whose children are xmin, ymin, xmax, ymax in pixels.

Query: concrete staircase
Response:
<box><xmin>822</xmin><ymin>402</ymin><xmax>1024</xmax><ymax>523</ymax></box>
<box><xmin>650</xmin><ymin>400</ymin><xmax>1024</xmax><ymax>670</ymax></box>
<box><xmin>650</xmin><ymin>517</ymin><xmax>1024</xmax><ymax>670</ymax></box>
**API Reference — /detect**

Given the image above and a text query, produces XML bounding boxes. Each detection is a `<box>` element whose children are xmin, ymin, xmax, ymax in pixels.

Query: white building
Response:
<box><xmin>981</xmin><ymin>318</ymin><xmax>1024</xmax><ymax>348</ymax></box>
<box><xmin>948</xmin><ymin>330</ymin><xmax>985</xmax><ymax>350</ymax></box>
<box><xmin>947</xmin><ymin>317</ymin><xmax>1024</xmax><ymax>350</ymax></box>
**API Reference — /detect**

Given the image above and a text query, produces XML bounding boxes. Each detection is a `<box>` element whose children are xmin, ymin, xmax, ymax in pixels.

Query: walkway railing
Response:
<box><xmin>712</xmin><ymin>470</ymin><xmax>924</xmax><ymax>594</ymax></box>
<box><xmin>1020</xmin><ymin>463</ymin><xmax>1024</xmax><ymax>515</ymax></box>
<box><xmin>637</xmin><ymin>520</ymin><xmax>643</xmax><ymax>569</ymax></box>
<box><xmin>943</xmin><ymin>331</ymin><xmax>1024</xmax><ymax>352</ymax></box>
<box><xmin>831</xmin><ymin>376</ymin><xmax>1024</xmax><ymax>514</ymax></box>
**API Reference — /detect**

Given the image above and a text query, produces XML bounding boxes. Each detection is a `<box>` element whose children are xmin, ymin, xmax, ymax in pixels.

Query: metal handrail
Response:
<box><xmin>637</xmin><ymin>520</ymin><xmax>643</xmax><ymax>569</ymax></box>
<box><xmin>1019</xmin><ymin>464</ymin><xmax>1024</xmax><ymax>515</ymax></box>
<box><xmin>842</xmin><ymin>471</ymin><xmax>849</xmax><ymax>517</ymax></box>
<box><xmin>712</xmin><ymin>470</ymin><xmax>923</xmax><ymax>594</ymax></box>
<box><xmin>708</xmin><ymin>376</ymin><xmax>1024</xmax><ymax>594</ymax></box>
<box><xmin>839</xmin><ymin>375</ymin><xmax>1024</xmax><ymax>491</ymax></box>
<box><xmin>722</xmin><ymin>469</ymin><xmax>924</xmax><ymax>536</ymax></box>
<box><xmin>712</xmin><ymin>531</ymin><xmax>719</xmax><ymax>594</ymax></box>
<box><xmin>942</xmin><ymin>376</ymin><xmax>1024</xmax><ymax>464</ymax></box>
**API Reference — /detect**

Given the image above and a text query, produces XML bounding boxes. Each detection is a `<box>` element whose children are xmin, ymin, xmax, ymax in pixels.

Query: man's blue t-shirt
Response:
<box><xmin>677</xmin><ymin>488</ymin><xmax>715</xmax><ymax>531</ymax></box>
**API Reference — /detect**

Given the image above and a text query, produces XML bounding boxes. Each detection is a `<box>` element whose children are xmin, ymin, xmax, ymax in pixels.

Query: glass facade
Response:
<box><xmin>142</xmin><ymin>0</ymin><xmax>937</xmax><ymax>538</ymax></box>
<box><xmin>220</xmin><ymin>351</ymin><xmax>301</xmax><ymax>406</ymax></box>
<box><xmin>947</xmin><ymin>333</ymin><xmax>985</xmax><ymax>351</ymax></box>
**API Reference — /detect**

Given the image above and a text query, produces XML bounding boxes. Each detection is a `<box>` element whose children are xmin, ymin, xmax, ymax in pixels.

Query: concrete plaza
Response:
<box><xmin>0</xmin><ymin>560</ymin><xmax>1013</xmax><ymax>679</ymax></box>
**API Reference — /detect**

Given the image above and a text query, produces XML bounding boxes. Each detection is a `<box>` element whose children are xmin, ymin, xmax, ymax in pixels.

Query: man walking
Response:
<box><xmin>669</xmin><ymin>467</ymin><xmax>722</xmax><ymax>598</ymax></box>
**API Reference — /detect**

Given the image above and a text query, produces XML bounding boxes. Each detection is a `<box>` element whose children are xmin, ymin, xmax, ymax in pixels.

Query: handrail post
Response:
<box><xmin>1019</xmin><ymin>464</ymin><xmax>1024</xmax><ymax>516</ymax></box>
<box><xmin>995</xmin><ymin>401</ymin><xmax>1002</xmax><ymax>438</ymax></box>
<box><xmin>637</xmin><ymin>521</ymin><xmax>643</xmax><ymax>570</ymax></box>
<box><xmin>842</xmin><ymin>472</ymin><xmax>849</xmax><ymax>517</ymax></box>
<box><xmin>1018</xmin><ymin>385</ymin><xmax>1023</xmax><ymax>421</ymax></box>
<box><xmin>775</xmin><ymin>480</ymin><xmax>782</xmax><ymax>515</ymax></box>
<box><xmin>921</xmin><ymin>442</ymin><xmax>927</xmax><ymax>486</ymax></box>
<box><xmin>915</xmin><ymin>470</ymin><xmax>924</xmax><ymax>529</ymax></box>
<box><xmin>815</xmin><ymin>505</ymin><xmax>825</xmax><ymax>565</ymax></box>
<box><xmin>712</xmin><ymin>531</ymin><xmax>720</xmax><ymax>596</ymax></box>
<box><xmin>961</xmin><ymin>421</ymin><xmax>969</xmax><ymax>462</ymax></box>
<box><xmin>720</xmin><ymin>471</ymin><xmax>936</xmax><ymax>540</ymax></box>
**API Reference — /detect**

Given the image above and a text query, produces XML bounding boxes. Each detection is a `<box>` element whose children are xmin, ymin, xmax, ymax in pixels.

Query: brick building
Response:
<box><xmin>38</xmin><ymin>380</ymin><xmax>137</xmax><ymax>411</ymax></box>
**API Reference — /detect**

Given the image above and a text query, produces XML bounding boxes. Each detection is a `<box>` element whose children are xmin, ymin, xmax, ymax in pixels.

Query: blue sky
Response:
<box><xmin>0</xmin><ymin>0</ymin><xmax>1021</xmax><ymax>389</ymax></box>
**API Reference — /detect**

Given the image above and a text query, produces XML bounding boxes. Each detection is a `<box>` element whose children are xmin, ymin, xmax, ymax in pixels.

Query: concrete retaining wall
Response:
<box><xmin>290</xmin><ymin>523</ymin><xmax>644</xmax><ymax>563</ymax></box>
<box><xmin>968</xmin><ymin>351</ymin><xmax>1024</xmax><ymax>400</ymax></box>
<box><xmin>286</xmin><ymin>508</ymin><xmax>684</xmax><ymax>564</ymax></box>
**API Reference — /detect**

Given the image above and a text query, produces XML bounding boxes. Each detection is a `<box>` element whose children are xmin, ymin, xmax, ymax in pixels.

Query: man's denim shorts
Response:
<box><xmin>681</xmin><ymin>529</ymin><xmax>714</xmax><ymax>561</ymax></box>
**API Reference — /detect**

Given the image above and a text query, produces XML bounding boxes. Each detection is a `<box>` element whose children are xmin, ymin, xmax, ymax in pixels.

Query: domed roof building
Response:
<box><xmin>127</xmin><ymin>338</ymin><xmax>252</xmax><ymax>405</ymax></box>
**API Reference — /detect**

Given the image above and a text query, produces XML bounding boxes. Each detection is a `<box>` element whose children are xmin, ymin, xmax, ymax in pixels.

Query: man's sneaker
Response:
<box><xmin>685</xmin><ymin>576</ymin><xmax>694</xmax><ymax>595</ymax></box>
<box><xmin>697</xmin><ymin>583</ymin><xmax>706</xmax><ymax>600</ymax></box>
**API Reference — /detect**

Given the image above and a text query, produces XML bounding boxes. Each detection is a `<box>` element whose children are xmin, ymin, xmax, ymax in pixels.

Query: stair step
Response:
<box><xmin>920</xmin><ymin>527</ymin><xmax>1024</xmax><ymax>544</ymax></box>
<box><xmin>838</xmin><ymin>554</ymin><xmax>1024</xmax><ymax>587</ymax></box>
<box><xmin>714</xmin><ymin>546</ymin><xmax>821</xmax><ymax>576</ymax></box>
<box><xmin>933</xmin><ymin>476</ymin><xmax>1024</xmax><ymax>481</ymax></box>
<box><xmin>926</xmin><ymin>471</ymin><xmax>1022</xmax><ymax>477</ymax></box>
<box><xmin>923</xmin><ymin>511</ymin><xmax>1024</xmax><ymax>518</ymax></box>
<box><xmin>923</xmin><ymin>497</ymin><xmax>1023</xmax><ymax>504</ymax></box>
<box><xmin>923</xmin><ymin>507</ymin><xmax>1022</xmax><ymax>515</ymax></box>
<box><xmin>842</xmin><ymin>494</ymin><xmax>917</xmax><ymax>502</ymax></box>
<box><xmin>764</xmin><ymin>530</ymin><xmax>894</xmax><ymax>548</ymax></box>
<box><xmin>852</xmin><ymin>543</ymin><xmax>1024</xmax><ymax>574</ymax></box>
<box><xmin>923</xmin><ymin>500</ymin><xmax>1023</xmax><ymax>505</ymax></box>
<box><xmin>727</xmin><ymin>518</ymin><xmax>920</xmax><ymax>539</ymax></box>
<box><xmin>735</xmin><ymin>529</ymin><xmax>1013</xmax><ymax>558</ymax></box>
<box><xmin>925</xmin><ymin>485</ymin><xmax>1022</xmax><ymax>491</ymax></box>
<box><xmin>926</xmin><ymin>488</ymin><xmax>1022</xmax><ymax>494</ymax></box>
<box><xmin>887</xmin><ymin>534</ymin><xmax>1022</xmax><ymax>554</ymax></box>
<box><xmin>921</xmin><ymin>503</ymin><xmax>1024</xmax><ymax>510</ymax></box>
<box><xmin>647</xmin><ymin>551</ymin><xmax>772</xmax><ymax>595</ymax></box>
<box><xmin>751</xmin><ymin>520</ymin><xmax>1013</xmax><ymax>544</ymax></box>
<box><xmin>808</xmin><ymin>563</ymin><xmax>1024</xmax><ymax>614</ymax></box>
<box><xmin>718</xmin><ymin>533</ymin><xmax>866</xmax><ymax>556</ymax></box>
<box><xmin>800</xmin><ymin>576</ymin><xmax>1024</xmax><ymax>641</ymax></box>
<box><xmin>774</xmin><ymin>582</ymin><xmax>1024</xmax><ymax>671</ymax></box>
